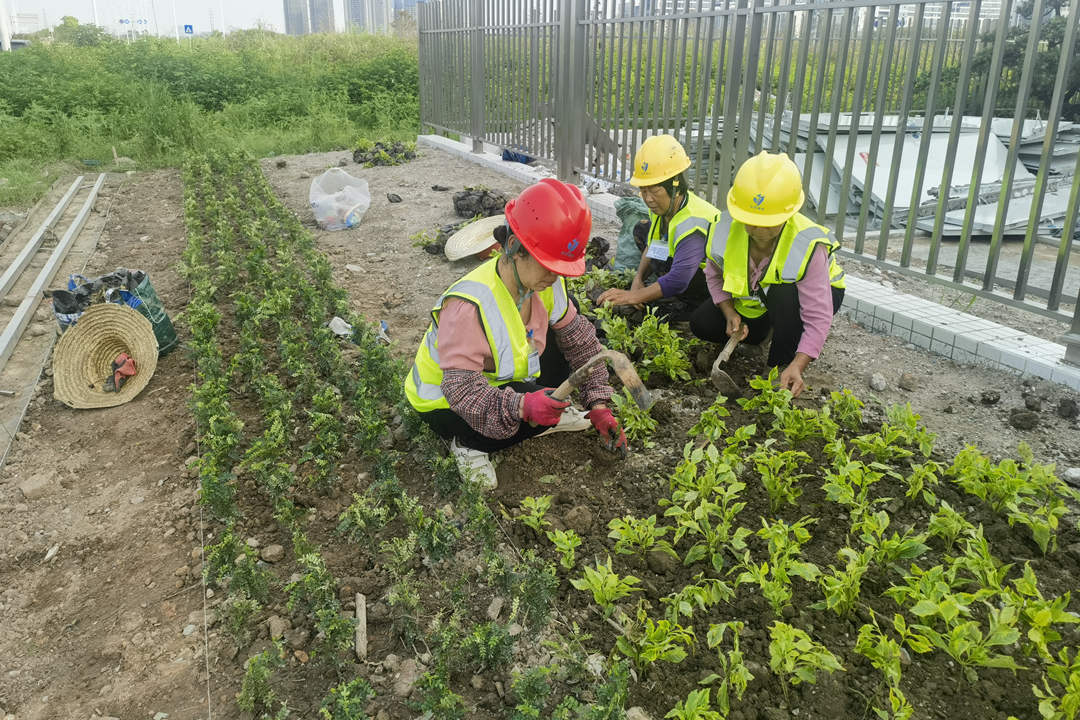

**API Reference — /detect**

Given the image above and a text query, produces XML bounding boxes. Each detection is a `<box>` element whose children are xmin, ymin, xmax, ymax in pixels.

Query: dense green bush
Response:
<box><xmin>0</xmin><ymin>29</ymin><xmax>419</xmax><ymax>204</ymax></box>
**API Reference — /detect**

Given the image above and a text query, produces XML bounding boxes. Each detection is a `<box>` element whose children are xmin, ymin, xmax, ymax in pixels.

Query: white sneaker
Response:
<box><xmin>539</xmin><ymin>406</ymin><xmax>592</xmax><ymax>436</ymax></box>
<box><xmin>450</xmin><ymin>438</ymin><xmax>498</xmax><ymax>490</ymax></box>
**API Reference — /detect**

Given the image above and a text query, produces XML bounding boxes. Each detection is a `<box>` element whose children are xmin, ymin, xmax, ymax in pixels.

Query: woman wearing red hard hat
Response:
<box><xmin>405</xmin><ymin>178</ymin><xmax>627</xmax><ymax>489</ymax></box>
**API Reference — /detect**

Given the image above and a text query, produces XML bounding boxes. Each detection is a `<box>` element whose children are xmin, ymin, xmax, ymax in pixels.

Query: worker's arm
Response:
<box><xmin>705</xmin><ymin>259</ymin><xmax>748</xmax><ymax>340</ymax></box>
<box><xmin>596</xmin><ymin>232</ymin><xmax>707</xmax><ymax>307</ymax></box>
<box><xmin>779</xmin><ymin>246</ymin><xmax>834</xmax><ymax>398</ymax></box>
<box><xmin>437</xmin><ymin>299</ymin><xmax>526</xmax><ymax>439</ymax></box>
<box><xmin>551</xmin><ymin>303</ymin><xmax>613</xmax><ymax>409</ymax></box>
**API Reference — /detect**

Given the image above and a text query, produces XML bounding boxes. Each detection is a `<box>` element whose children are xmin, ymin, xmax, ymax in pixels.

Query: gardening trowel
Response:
<box><xmin>710</xmin><ymin>334</ymin><xmax>742</xmax><ymax>397</ymax></box>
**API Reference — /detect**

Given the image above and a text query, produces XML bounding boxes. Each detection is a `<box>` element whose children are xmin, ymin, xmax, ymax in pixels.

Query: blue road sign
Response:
<box><xmin>183</xmin><ymin>24</ymin><xmax>194</xmax><ymax>34</ymax></box>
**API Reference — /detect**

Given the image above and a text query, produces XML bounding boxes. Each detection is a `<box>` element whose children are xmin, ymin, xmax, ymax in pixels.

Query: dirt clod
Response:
<box><xmin>1057</xmin><ymin>398</ymin><xmax>1079</xmax><ymax>419</ymax></box>
<box><xmin>386</xmin><ymin>193</ymin><xmax>402</xmax><ymax>203</ymax></box>
<box><xmin>453</xmin><ymin>187</ymin><xmax>510</xmax><ymax>218</ymax></box>
<box><xmin>1008</xmin><ymin>408</ymin><xmax>1039</xmax><ymax>430</ymax></box>
<box><xmin>980</xmin><ymin>390</ymin><xmax>1001</xmax><ymax>405</ymax></box>
<box><xmin>898</xmin><ymin>373</ymin><xmax>919</xmax><ymax>391</ymax></box>
<box><xmin>869</xmin><ymin>373</ymin><xmax>887</xmax><ymax>391</ymax></box>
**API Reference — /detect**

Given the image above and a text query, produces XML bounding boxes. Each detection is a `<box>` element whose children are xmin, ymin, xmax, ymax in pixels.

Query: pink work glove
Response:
<box><xmin>586</xmin><ymin>407</ymin><xmax>628</xmax><ymax>455</ymax></box>
<box><xmin>521</xmin><ymin>389</ymin><xmax>570</xmax><ymax>427</ymax></box>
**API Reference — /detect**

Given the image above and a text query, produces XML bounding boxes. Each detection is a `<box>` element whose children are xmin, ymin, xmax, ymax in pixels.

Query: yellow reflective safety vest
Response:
<box><xmin>645</xmin><ymin>190</ymin><xmax>719</xmax><ymax>269</ymax></box>
<box><xmin>404</xmin><ymin>258</ymin><xmax>570</xmax><ymax>413</ymax></box>
<box><xmin>705</xmin><ymin>212</ymin><xmax>846</xmax><ymax>319</ymax></box>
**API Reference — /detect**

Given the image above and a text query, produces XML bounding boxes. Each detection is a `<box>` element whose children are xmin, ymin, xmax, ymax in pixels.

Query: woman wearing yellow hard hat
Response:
<box><xmin>597</xmin><ymin>134</ymin><xmax>717</xmax><ymax>317</ymax></box>
<box><xmin>690</xmin><ymin>151</ymin><xmax>846</xmax><ymax>397</ymax></box>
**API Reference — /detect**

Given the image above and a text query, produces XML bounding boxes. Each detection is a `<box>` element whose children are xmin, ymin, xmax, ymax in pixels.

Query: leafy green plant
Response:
<box><xmin>827</xmin><ymin>388</ymin><xmax>865</xmax><ymax>431</ymax></box>
<box><xmin>660</xmin><ymin>574</ymin><xmax>735</xmax><ymax>624</ymax></box>
<box><xmin>387</xmin><ymin>573</ymin><xmax>422</xmax><ymax>644</ymax></box>
<box><xmin>410</xmin><ymin>229</ymin><xmax>438</xmax><ymax>248</ymax></box>
<box><xmin>1033</xmin><ymin>647</ymin><xmax>1080</xmax><ymax>720</ymax></box>
<box><xmin>520</xmin><ymin>495</ymin><xmax>554</xmax><ymax>533</ymax></box>
<box><xmin>237</xmin><ymin>643</ymin><xmax>287</xmax><ymax>717</ymax></box>
<box><xmin>903</xmin><ymin>460</ymin><xmax>941</xmax><ymax>506</ymax></box>
<box><xmin>286</xmin><ymin>549</ymin><xmax>354</xmax><ymax>656</ymax></box>
<box><xmin>736</xmin><ymin>518</ymin><xmax>820</xmax><ymax>616</ymax></box>
<box><xmin>460</xmin><ymin>621</ymin><xmax>514</xmax><ymax>673</ymax></box>
<box><xmin>701</xmin><ymin>621</ymin><xmax>753</xmax><ymax>716</ymax></box>
<box><xmin>665</xmin><ymin>688</ymin><xmax>723</xmax><ymax>720</ymax></box>
<box><xmin>612</xmin><ymin>388</ymin><xmax>658</xmax><ymax>447</ymax></box>
<box><xmin>412</xmin><ymin>668</ymin><xmax>466</xmax><ymax>720</ymax></box>
<box><xmin>768</xmin><ymin>622</ymin><xmax>844</xmax><ymax>687</ymax></box>
<box><xmin>751</xmin><ymin>441</ymin><xmax>811</xmax><ymax>511</ymax></box>
<box><xmin>813</xmin><ymin>547</ymin><xmax>873</xmax><ymax>617</ymax></box>
<box><xmin>927</xmin><ymin>501</ymin><xmax>975</xmax><ymax>550</ymax></box>
<box><xmin>1004</xmin><ymin>563</ymin><xmax>1080</xmax><ymax>662</ymax></box>
<box><xmin>615</xmin><ymin>604</ymin><xmax>696</xmax><ymax>674</ymax></box>
<box><xmin>633</xmin><ymin>308</ymin><xmax>693</xmax><ymax>382</ymax></box>
<box><xmin>855</xmin><ymin>510</ymin><xmax>930</xmax><ymax>567</ymax></box>
<box><xmin>396</xmin><ymin>493</ymin><xmax>460</xmax><ymax>562</ymax></box>
<box><xmin>571</xmin><ymin>557</ymin><xmax>642</xmax><ymax>616</ymax></box>
<box><xmin>912</xmin><ymin>608</ymin><xmax>1023</xmax><ymax>683</ymax></box>
<box><xmin>507</xmin><ymin>550</ymin><xmax>559</xmax><ymax>629</ymax></box>
<box><xmin>689</xmin><ymin>394</ymin><xmax>731</xmax><ymax>444</ymax></box>
<box><xmin>738</xmin><ymin>367</ymin><xmax>793</xmax><ymax>416</ymax></box>
<box><xmin>608</xmin><ymin>514</ymin><xmax>676</xmax><ymax>560</ymax></box>
<box><xmin>319</xmin><ymin>677</ymin><xmax>374</xmax><ymax>720</ymax></box>
<box><xmin>547</xmin><ymin>528</ymin><xmax>583</xmax><ymax>570</ymax></box>
<box><xmin>336</xmin><ymin>492</ymin><xmax>391</xmax><ymax>542</ymax></box>
<box><xmin>219</xmin><ymin>591</ymin><xmax>262</xmax><ymax>647</ymax></box>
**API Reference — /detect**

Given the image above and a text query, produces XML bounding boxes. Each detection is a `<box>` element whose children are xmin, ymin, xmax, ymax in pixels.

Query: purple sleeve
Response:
<box><xmin>656</xmin><ymin>232</ymin><xmax>706</xmax><ymax>298</ymax></box>
<box><xmin>705</xmin><ymin>258</ymin><xmax>731</xmax><ymax>304</ymax></box>
<box><xmin>795</xmin><ymin>245</ymin><xmax>835</xmax><ymax>359</ymax></box>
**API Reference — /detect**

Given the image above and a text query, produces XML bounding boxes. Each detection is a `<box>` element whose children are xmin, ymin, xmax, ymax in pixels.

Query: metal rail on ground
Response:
<box><xmin>0</xmin><ymin>176</ymin><xmax>85</xmax><ymax>299</ymax></box>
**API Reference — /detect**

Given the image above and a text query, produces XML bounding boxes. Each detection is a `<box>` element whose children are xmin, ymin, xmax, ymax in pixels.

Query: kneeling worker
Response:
<box><xmin>405</xmin><ymin>179</ymin><xmax>627</xmax><ymax>488</ymax></box>
<box><xmin>597</xmin><ymin>134</ymin><xmax>716</xmax><ymax>317</ymax></box>
<box><xmin>690</xmin><ymin>152</ymin><xmax>846</xmax><ymax>397</ymax></box>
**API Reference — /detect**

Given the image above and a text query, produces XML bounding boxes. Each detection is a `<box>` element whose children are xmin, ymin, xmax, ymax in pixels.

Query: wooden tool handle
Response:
<box><xmin>716</xmin><ymin>334</ymin><xmax>740</xmax><ymax>364</ymax></box>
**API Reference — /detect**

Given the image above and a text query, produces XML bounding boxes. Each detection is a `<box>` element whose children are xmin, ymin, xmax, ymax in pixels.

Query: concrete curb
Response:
<box><xmin>417</xmin><ymin>134</ymin><xmax>1080</xmax><ymax>391</ymax></box>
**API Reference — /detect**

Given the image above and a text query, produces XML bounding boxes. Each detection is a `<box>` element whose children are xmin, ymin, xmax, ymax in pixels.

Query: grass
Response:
<box><xmin>0</xmin><ymin>30</ymin><xmax>420</xmax><ymax>207</ymax></box>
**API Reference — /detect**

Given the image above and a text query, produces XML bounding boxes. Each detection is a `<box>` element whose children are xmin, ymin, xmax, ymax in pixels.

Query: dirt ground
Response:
<box><xmin>1</xmin><ymin>146</ymin><xmax>1079</xmax><ymax>720</ymax></box>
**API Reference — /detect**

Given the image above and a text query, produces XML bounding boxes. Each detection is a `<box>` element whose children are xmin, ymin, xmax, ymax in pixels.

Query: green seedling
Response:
<box><xmin>827</xmin><ymin>388</ymin><xmax>865</xmax><ymax>431</ymax></box>
<box><xmin>570</xmin><ymin>556</ymin><xmax>642</xmax><ymax>616</ymax></box>
<box><xmin>927</xmin><ymin>501</ymin><xmax>975</xmax><ymax>550</ymax></box>
<box><xmin>319</xmin><ymin>677</ymin><xmax>375</xmax><ymax>720</ymax></box>
<box><xmin>520</xmin><ymin>495</ymin><xmax>554</xmax><ymax>532</ymax></box>
<box><xmin>546</xmin><ymin>528</ymin><xmax>582</xmax><ymax>570</ymax></box>
<box><xmin>612</xmin><ymin>387</ymin><xmax>658</xmax><ymax>447</ymax></box>
<box><xmin>813</xmin><ymin>546</ymin><xmax>873</xmax><ymax>617</ymax></box>
<box><xmin>701</xmin><ymin>621</ymin><xmax>753</xmax><ymax>716</ymax></box>
<box><xmin>660</xmin><ymin>574</ymin><xmax>735</xmax><ymax>624</ymax></box>
<box><xmin>768</xmin><ymin>622</ymin><xmax>844</xmax><ymax>688</ymax></box>
<box><xmin>664</xmin><ymin>688</ymin><xmax>723</xmax><ymax>720</ymax></box>
<box><xmin>615</xmin><ymin>603</ymin><xmax>696</xmax><ymax>674</ymax></box>
<box><xmin>608</xmin><ymin>514</ymin><xmax>677</xmax><ymax>560</ymax></box>
<box><xmin>751</xmin><ymin>442</ymin><xmax>811</xmax><ymax>512</ymax></box>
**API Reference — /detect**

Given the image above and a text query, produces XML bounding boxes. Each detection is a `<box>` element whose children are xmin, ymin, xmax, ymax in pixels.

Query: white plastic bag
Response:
<box><xmin>308</xmin><ymin>168</ymin><xmax>371</xmax><ymax>230</ymax></box>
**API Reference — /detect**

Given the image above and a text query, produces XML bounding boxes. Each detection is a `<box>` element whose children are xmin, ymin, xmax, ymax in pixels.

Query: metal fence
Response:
<box><xmin>418</xmin><ymin>0</ymin><xmax>1080</xmax><ymax>363</ymax></box>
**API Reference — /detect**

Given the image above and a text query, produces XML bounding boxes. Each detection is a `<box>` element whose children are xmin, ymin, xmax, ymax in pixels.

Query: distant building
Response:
<box><xmin>309</xmin><ymin>0</ymin><xmax>334</xmax><ymax>33</ymax></box>
<box><xmin>283</xmin><ymin>0</ymin><xmax>309</xmax><ymax>35</ymax></box>
<box><xmin>345</xmin><ymin>0</ymin><xmax>393</xmax><ymax>33</ymax></box>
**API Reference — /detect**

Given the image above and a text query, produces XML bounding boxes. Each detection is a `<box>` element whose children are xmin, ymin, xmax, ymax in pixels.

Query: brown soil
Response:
<box><xmin>1</xmin><ymin>147</ymin><xmax>1078</xmax><ymax>720</ymax></box>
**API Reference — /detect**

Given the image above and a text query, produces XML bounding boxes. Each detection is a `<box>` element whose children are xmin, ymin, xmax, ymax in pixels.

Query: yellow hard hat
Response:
<box><xmin>629</xmin><ymin>134</ymin><xmax>692</xmax><ymax>187</ymax></box>
<box><xmin>726</xmin><ymin>151</ymin><xmax>805</xmax><ymax>226</ymax></box>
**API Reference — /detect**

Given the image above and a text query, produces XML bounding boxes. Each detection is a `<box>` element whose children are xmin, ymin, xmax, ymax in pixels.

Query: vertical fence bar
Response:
<box><xmin>786</xmin><ymin>9</ymin><xmax>814</xmax><ymax>157</ymax></box>
<box><xmin>684</xmin><ymin>0</ymin><xmax>706</xmax><ymax>156</ymax></box>
<box><xmin>801</xmin><ymin>8</ymin><xmax>835</xmax><ymax>192</ymax></box>
<box><xmin>735</xmin><ymin>1</ymin><xmax>763</xmax><ymax>166</ymax></box>
<box><xmin>470</xmin><ymin>0</ymin><xmax>484</xmax><ymax>152</ymax></box>
<box><xmin>1016</xmin><ymin>4</ymin><xmax>1079</xmax><ymax>302</ymax></box>
<box><xmin>983</xmin><ymin>0</ymin><xmax>1045</xmax><ymax>293</ymax></box>
<box><xmin>603</xmin><ymin>0</ymin><xmax>618</xmax><ymax>178</ymax></box>
<box><xmin>925</xmin><ymin>0</ymin><xmax>981</xmax><ymax>275</ymax></box>
<box><xmin>853</xmin><ymin>3</ymin><xmax>898</xmax><ymax>254</ymax></box>
<box><xmin>816</xmin><ymin>6</ymin><xmax>854</xmax><ymax>225</ymax></box>
<box><xmin>772</xmin><ymin>9</ymin><xmax>796</xmax><ymax>151</ymax></box>
<box><xmin>833</xmin><ymin>6</ymin><xmax>875</xmax><ymax>241</ymax></box>
<box><xmin>692</xmin><ymin>1</ymin><xmax>718</xmax><ymax>194</ymax></box>
<box><xmin>619</xmin><ymin>0</ymin><xmax>634</xmax><ymax>181</ymax></box>
<box><xmin>673</xmin><ymin>6</ymin><xmax>694</xmax><ymax>146</ymax></box>
<box><xmin>954</xmin><ymin>0</ymin><xmax>1015</xmax><ymax>283</ymax></box>
<box><xmin>702</xmin><ymin>1</ymin><xmax>731</xmax><ymax>204</ymax></box>
<box><xmin>1051</xmin><ymin>150</ymin><xmax>1080</xmax><ymax>313</ymax></box>
<box><xmin>718</xmin><ymin>0</ymin><xmax>749</xmax><ymax>206</ymax></box>
<box><xmin>876</xmin><ymin>2</ymin><xmax>925</xmax><ymax>260</ymax></box>
<box><xmin>900</xmin><ymin>2</ymin><xmax>952</xmax><ymax>268</ymax></box>
<box><xmin>630</xmin><ymin>3</ymin><xmax>649</xmax><ymax>167</ymax></box>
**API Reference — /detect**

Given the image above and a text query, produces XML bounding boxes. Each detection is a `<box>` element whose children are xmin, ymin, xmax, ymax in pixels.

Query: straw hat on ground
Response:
<box><xmin>52</xmin><ymin>303</ymin><xmax>159</xmax><ymax>409</ymax></box>
<box><xmin>443</xmin><ymin>215</ymin><xmax>504</xmax><ymax>261</ymax></box>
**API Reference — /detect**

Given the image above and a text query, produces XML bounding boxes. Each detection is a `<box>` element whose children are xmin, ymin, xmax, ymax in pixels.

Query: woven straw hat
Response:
<box><xmin>443</xmin><ymin>215</ymin><xmax>504</xmax><ymax>261</ymax></box>
<box><xmin>52</xmin><ymin>303</ymin><xmax>159</xmax><ymax>409</ymax></box>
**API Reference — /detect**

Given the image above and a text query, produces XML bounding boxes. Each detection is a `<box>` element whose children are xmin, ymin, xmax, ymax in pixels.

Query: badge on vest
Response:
<box><xmin>645</xmin><ymin>241</ymin><xmax>670</xmax><ymax>261</ymax></box>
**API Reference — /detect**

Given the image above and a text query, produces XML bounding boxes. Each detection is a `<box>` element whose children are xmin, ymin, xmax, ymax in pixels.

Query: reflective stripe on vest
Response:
<box><xmin>447</xmin><ymin>279</ymin><xmax>516</xmax><ymax>381</ymax></box>
<box><xmin>781</xmin><ymin>227</ymin><xmax>830</xmax><ymax>282</ymax></box>
<box><xmin>707</xmin><ymin>214</ymin><xmax>733</xmax><ymax>267</ymax></box>
<box><xmin>410</xmin><ymin>363</ymin><xmax>443</xmax><ymax>401</ymax></box>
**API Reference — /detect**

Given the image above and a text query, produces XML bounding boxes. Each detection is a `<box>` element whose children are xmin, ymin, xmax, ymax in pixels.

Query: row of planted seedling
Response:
<box><xmin>183</xmin><ymin>152</ymin><xmax>641</xmax><ymax>719</ymax></box>
<box><xmin>512</xmin><ymin>369</ymin><xmax>1080</xmax><ymax>720</ymax></box>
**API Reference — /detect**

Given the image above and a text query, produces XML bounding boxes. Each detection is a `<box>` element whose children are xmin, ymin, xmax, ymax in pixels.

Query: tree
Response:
<box><xmin>52</xmin><ymin>15</ymin><xmax>111</xmax><ymax>46</ymax></box>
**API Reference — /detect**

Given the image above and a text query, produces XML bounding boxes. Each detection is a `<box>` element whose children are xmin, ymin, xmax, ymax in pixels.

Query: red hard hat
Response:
<box><xmin>504</xmin><ymin>178</ymin><xmax>591</xmax><ymax>277</ymax></box>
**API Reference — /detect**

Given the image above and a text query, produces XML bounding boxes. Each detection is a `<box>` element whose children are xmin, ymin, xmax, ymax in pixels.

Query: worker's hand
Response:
<box><xmin>586</xmin><ymin>407</ymin><xmax>628</xmax><ymax>456</ymax></box>
<box><xmin>630</xmin><ymin>275</ymin><xmax>645</xmax><ymax>292</ymax></box>
<box><xmin>725</xmin><ymin>313</ymin><xmax>749</xmax><ymax>342</ymax></box>
<box><xmin>521</xmin><ymin>389</ymin><xmax>570</xmax><ymax>427</ymax></box>
<box><xmin>596</xmin><ymin>287</ymin><xmax>635</xmax><ymax>307</ymax></box>
<box><xmin>779</xmin><ymin>364</ymin><xmax>806</xmax><ymax>398</ymax></box>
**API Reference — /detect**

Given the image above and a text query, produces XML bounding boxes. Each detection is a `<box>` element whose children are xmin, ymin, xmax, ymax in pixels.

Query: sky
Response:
<box><xmin>8</xmin><ymin>0</ymin><xmax>349</xmax><ymax>36</ymax></box>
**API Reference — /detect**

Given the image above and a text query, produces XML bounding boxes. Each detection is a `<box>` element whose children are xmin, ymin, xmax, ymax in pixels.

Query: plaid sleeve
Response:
<box><xmin>553</xmin><ymin>312</ymin><xmax>614</xmax><ymax>408</ymax></box>
<box><xmin>441</xmin><ymin>368</ymin><xmax>523</xmax><ymax>440</ymax></box>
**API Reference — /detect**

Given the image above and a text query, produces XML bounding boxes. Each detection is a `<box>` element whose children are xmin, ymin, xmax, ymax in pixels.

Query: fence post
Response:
<box><xmin>470</xmin><ymin>0</ymin><xmax>484</xmax><ymax>154</ymax></box>
<box><xmin>557</xmin><ymin>0</ymin><xmax>587</xmax><ymax>181</ymax></box>
<box><xmin>1066</xmin><ymin>302</ymin><xmax>1080</xmax><ymax>367</ymax></box>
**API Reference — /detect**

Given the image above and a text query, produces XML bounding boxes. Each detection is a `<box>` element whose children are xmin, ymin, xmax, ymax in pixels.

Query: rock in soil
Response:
<box><xmin>898</xmin><ymin>373</ymin><xmax>919</xmax><ymax>391</ymax></box>
<box><xmin>563</xmin><ymin>505</ymin><xmax>594</xmax><ymax>535</ymax></box>
<box><xmin>869</xmin><ymin>373</ymin><xmax>887</xmax><ymax>392</ymax></box>
<box><xmin>1008</xmin><ymin>408</ymin><xmax>1039</xmax><ymax>430</ymax></box>
<box><xmin>453</xmin><ymin>187</ymin><xmax>510</xmax><ymax>218</ymax></box>
<box><xmin>1062</xmin><ymin>467</ymin><xmax>1080</xmax><ymax>488</ymax></box>
<box><xmin>260</xmin><ymin>544</ymin><xmax>285</xmax><ymax>563</ymax></box>
<box><xmin>980</xmin><ymin>390</ymin><xmax>1001</xmax><ymax>405</ymax></box>
<box><xmin>275</xmin><ymin>159</ymin><xmax>287</xmax><ymax>168</ymax></box>
<box><xmin>627</xmin><ymin>708</ymin><xmax>654</xmax><ymax>720</ymax></box>
<box><xmin>393</xmin><ymin>659</ymin><xmax>423</xmax><ymax>697</ymax></box>
<box><xmin>386</xmin><ymin>193</ymin><xmax>402</xmax><ymax>203</ymax></box>
<box><xmin>646</xmin><ymin>549</ymin><xmax>680</xmax><ymax>575</ymax></box>
<box><xmin>1057</xmin><ymin>398</ymin><xmax>1079</xmax><ymax>419</ymax></box>
<box><xmin>432</xmin><ymin>184</ymin><xmax>450</xmax><ymax>191</ymax></box>
<box><xmin>267</xmin><ymin>615</ymin><xmax>290</xmax><ymax>640</ymax></box>
<box><xmin>486</xmin><ymin>596</ymin><xmax>504</xmax><ymax>621</ymax></box>
<box><xmin>1024</xmin><ymin>394</ymin><xmax>1043</xmax><ymax>411</ymax></box>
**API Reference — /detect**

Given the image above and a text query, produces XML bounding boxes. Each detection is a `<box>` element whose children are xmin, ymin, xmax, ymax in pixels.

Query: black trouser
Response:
<box><xmin>418</xmin><ymin>323</ymin><xmax>573</xmax><ymax>454</ymax></box>
<box><xmin>689</xmin><ymin>284</ymin><xmax>845</xmax><ymax>368</ymax></box>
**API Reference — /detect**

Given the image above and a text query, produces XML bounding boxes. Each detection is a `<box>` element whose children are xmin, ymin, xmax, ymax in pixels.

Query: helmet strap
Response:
<box><xmin>501</xmin><ymin>240</ymin><xmax>534</xmax><ymax>310</ymax></box>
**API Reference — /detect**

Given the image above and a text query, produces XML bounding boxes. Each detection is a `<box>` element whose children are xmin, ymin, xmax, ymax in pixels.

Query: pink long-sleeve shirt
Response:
<box><xmin>705</xmin><ymin>244</ymin><xmax>835</xmax><ymax>359</ymax></box>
